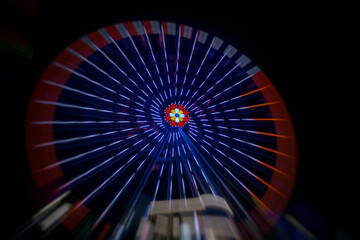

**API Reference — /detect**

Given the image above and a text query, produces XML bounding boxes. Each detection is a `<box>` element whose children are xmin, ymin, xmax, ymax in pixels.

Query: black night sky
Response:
<box><xmin>0</xmin><ymin>1</ymin><xmax>357</xmax><ymax>239</ymax></box>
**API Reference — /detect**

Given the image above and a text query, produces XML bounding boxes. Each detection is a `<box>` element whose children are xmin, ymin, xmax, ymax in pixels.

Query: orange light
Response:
<box><xmin>244</xmin><ymin>118</ymin><xmax>287</xmax><ymax>121</ymax></box>
<box><xmin>241</xmin><ymin>101</ymin><xmax>280</xmax><ymax>109</ymax></box>
<box><xmin>250</xmin><ymin>130</ymin><xmax>292</xmax><ymax>139</ymax></box>
<box><xmin>238</xmin><ymin>86</ymin><xmax>270</xmax><ymax>98</ymax></box>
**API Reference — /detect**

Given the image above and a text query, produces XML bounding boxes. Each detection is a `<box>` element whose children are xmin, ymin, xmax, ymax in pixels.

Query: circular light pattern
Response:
<box><xmin>25</xmin><ymin>20</ymin><xmax>297</xmax><ymax>239</ymax></box>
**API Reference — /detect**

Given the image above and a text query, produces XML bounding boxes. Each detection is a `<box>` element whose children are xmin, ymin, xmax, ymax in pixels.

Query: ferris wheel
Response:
<box><xmin>25</xmin><ymin>20</ymin><xmax>297</xmax><ymax>239</ymax></box>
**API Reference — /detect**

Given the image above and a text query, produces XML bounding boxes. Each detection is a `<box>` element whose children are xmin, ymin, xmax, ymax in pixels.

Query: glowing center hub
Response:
<box><xmin>164</xmin><ymin>104</ymin><xmax>190</xmax><ymax>127</ymax></box>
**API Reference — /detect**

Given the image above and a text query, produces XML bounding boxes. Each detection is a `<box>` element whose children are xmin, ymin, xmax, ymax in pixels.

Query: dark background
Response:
<box><xmin>0</xmin><ymin>1</ymin><xmax>357</xmax><ymax>239</ymax></box>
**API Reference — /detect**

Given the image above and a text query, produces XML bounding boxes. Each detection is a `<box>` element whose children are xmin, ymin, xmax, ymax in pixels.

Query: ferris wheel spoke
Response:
<box><xmin>91</xmin><ymin>128</ymin><xmax>170</xmax><ymax>229</ymax></box>
<box><xmin>182</xmin><ymin>35</ymin><xmax>213</xmax><ymax>107</ymax></box>
<box><xmin>179</xmin><ymin>128</ymin><xmax>268</xmax><ymax>230</ymax></box>
<box><xmin>41</xmin><ymin>127</ymin><xmax>161</xmax><ymax>171</ymax></box>
<box><xmin>187</xmin><ymin>127</ymin><xmax>289</xmax><ymax>188</ymax></box>
<box><xmin>142</xmin><ymin>25</ymin><xmax>167</xmax><ymax>103</ymax></box>
<box><xmin>177</xmin><ymin>30</ymin><xmax>199</xmax><ymax>104</ymax></box>
<box><xmin>160</xmin><ymin>22</ymin><xmax>173</xmax><ymax>99</ymax></box>
<box><xmin>81</xmin><ymin>36</ymin><xmax>145</xmax><ymax>90</ymax></box>
<box><xmin>43</xmin><ymin>80</ymin><xmax>149</xmax><ymax>116</ymax></box>
<box><xmin>53</xmin><ymin>128</ymin><xmax>168</xmax><ymax>192</ymax></box>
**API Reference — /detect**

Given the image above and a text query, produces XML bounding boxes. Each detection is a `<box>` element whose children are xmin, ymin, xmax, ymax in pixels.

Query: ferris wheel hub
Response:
<box><xmin>164</xmin><ymin>104</ymin><xmax>190</xmax><ymax>127</ymax></box>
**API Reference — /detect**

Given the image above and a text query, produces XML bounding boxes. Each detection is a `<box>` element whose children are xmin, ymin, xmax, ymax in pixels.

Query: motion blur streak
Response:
<box><xmin>22</xmin><ymin>20</ymin><xmax>297</xmax><ymax>239</ymax></box>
